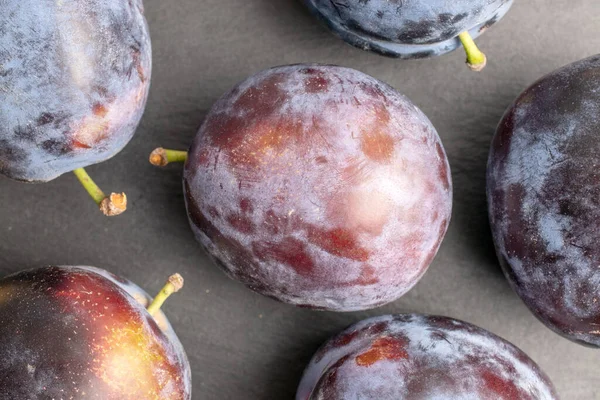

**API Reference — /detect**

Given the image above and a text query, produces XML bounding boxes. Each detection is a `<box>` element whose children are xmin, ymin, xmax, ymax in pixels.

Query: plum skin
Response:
<box><xmin>0</xmin><ymin>266</ymin><xmax>191</xmax><ymax>399</ymax></box>
<box><xmin>0</xmin><ymin>0</ymin><xmax>151</xmax><ymax>182</ymax></box>
<box><xmin>488</xmin><ymin>54</ymin><xmax>600</xmax><ymax>347</ymax></box>
<box><xmin>301</xmin><ymin>0</ymin><xmax>514</xmax><ymax>59</ymax></box>
<box><xmin>183</xmin><ymin>64</ymin><xmax>452</xmax><ymax>311</ymax></box>
<box><xmin>297</xmin><ymin>314</ymin><xmax>558</xmax><ymax>399</ymax></box>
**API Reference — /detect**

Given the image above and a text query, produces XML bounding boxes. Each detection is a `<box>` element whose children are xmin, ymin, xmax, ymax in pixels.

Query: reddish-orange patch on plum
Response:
<box><xmin>252</xmin><ymin>237</ymin><xmax>315</xmax><ymax>276</ymax></box>
<box><xmin>229</xmin><ymin>75</ymin><xmax>286</xmax><ymax>131</ymax></box>
<box><xmin>93</xmin><ymin>103</ymin><xmax>109</xmax><ymax>118</ymax></box>
<box><xmin>208</xmin><ymin>73</ymin><xmax>288</xmax><ymax>155</ymax></box>
<box><xmin>355</xmin><ymin>336</ymin><xmax>409</xmax><ymax>367</ymax></box>
<box><xmin>137</xmin><ymin>65</ymin><xmax>146</xmax><ymax>82</ymax></box>
<box><xmin>72</xmin><ymin>139</ymin><xmax>92</xmax><ymax>149</ymax></box>
<box><xmin>481</xmin><ymin>370</ymin><xmax>523</xmax><ymax>398</ymax></box>
<box><xmin>360</xmin><ymin>129</ymin><xmax>394</xmax><ymax>162</ymax></box>
<box><xmin>227</xmin><ymin>117</ymin><xmax>302</xmax><ymax>170</ymax></box>
<box><xmin>307</xmin><ymin>227</ymin><xmax>370</xmax><ymax>261</ymax></box>
<box><xmin>71</xmin><ymin>118</ymin><xmax>110</xmax><ymax>149</ymax></box>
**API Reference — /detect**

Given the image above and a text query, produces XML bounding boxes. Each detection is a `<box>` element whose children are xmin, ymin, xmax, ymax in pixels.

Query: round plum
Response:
<box><xmin>488</xmin><ymin>54</ymin><xmax>600</xmax><ymax>347</ymax></box>
<box><xmin>302</xmin><ymin>0</ymin><xmax>514</xmax><ymax>70</ymax></box>
<box><xmin>182</xmin><ymin>64</ymin><xmax>452</xmax><ymax>311</ymax></box>
<box><xmin>0</xmin><ymin>0</ymin><xmax>151</xmax><ymax>214</ymax></box>
<box><xmin>297</xmin><ymin>314</ymin><xmax>558</xmax><ymax>399</ymax></box>
<box><xmin>0</xmin><ymin>266</ymin><xmax>191</xmax><ymax>399</ymax></box>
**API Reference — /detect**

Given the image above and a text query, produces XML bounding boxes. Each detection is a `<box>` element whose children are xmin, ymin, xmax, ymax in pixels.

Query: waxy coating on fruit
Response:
<box><xmin>301</xmin><ymin>0</ymin><xmax>514</xmax><ymax>71</ymax></box>
<box><xmin>0</xmin><ymin>266</ymin><xmax>191</xmax><ymax>399</ymax></box>
<box><xmin>151</xmin><ymin>64</ymin><xmax>452</xmax><ymax>311</ymax></box>
<box><xmin>0</xmin><ymin>0</ymin><xmax>152</xmax><ymax>215</ymax></box>
<box><xmin>297</xmin><ymin>314</ymin><xmax>558</xmax><ymax>399</ymax></box>
<box><xmin>488</xmin><ymin>54</ymin><xmax>600</xmax><ymax>347</ymax></box>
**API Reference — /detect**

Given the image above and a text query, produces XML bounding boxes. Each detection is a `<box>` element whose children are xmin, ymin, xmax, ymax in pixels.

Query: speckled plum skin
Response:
<box><xmin>488</xmin><ymin>55</ymin><xmax>600</xmax><ymax>347</ymax></box>
<box><xmin>183</xmin><ymin>64</ymin><xmax>452</xmax><ymax>311</ymax></box>
<box><xmin>0</xmin><ymin>0</ymin><xmax>151</xmax><ymax>182</ymax></box>
<box><xmin>302</xmin><ymin>0</ymin><xmax>514</xmax><ymax>59</ymax></box>
<box><xmin>0</xmin><ymin>266</ymin><xmax>191</xmax><ymax>399</ymax></box>
<box><xmin>297</xmin><ymin>315</ymin><xmax>558</xmax><ymax>399</ymax></box>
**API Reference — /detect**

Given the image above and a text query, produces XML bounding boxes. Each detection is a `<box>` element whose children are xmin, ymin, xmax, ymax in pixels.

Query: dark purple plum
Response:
<box><xmin>297</xmin><ymin>314</ymin><xmax>558</xmax><ymax>399</ymax></box>
<box><xmin>488</xmin><ymin>54</ymin><xmax>600</xmax><ymax>347</ymax></box>
<box><xmin>0</xmin><ymin>0</ymin><xmax>151</xmax><ymax>215</ymax></box>
<box><xmin>0</xmin><ymin>266</ymin><xmax>191</xmax><ymax>399</ymax></box>
<box><xmin>302</xmin><ymin>0</ymin><xmax>514</xmax><ymax>70</ymax></box>
<box><xmin>173</xmin><ymin>64</ymin><xmax>452</xmax><ymax>311</ymax></box>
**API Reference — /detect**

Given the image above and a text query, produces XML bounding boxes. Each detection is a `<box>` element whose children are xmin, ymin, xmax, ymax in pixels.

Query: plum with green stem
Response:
<box><xmin>0</xmin><ymin>266</ymin><xmax>191</xmax><ymax>398</ymax></box>
<box><xmin>151</xmin><ymin>64</ymin><xmax>452</xmax><ymax>311</ymax></box>
<box><xmin>0</xmin><ymin>0</ymin><xmax>151</xmax><ymax>216</ymax></box>
<box><xmin>301</xmin><ymin>0</ymin><xmax>514</xmax><ymax>71</ymax></box>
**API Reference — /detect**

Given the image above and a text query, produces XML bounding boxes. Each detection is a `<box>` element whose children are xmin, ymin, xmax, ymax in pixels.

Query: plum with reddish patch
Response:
<box><xmin>0</xmin><ymin>0</ymin><xmax>151</xmax><ymax>182</ymax></box>
<box><xmin>301</xmin><ymin>0</ymin><xmax>513</xmax><ymax>61</ymax></box>
<box><xmin>0</xmin><ymin>266</ymin><xmax>191</xmax><ymax>399</ymax></box>
<box><xmin>297</xmin><ymin>314</ymin><xmax>558</xmax><ymax>399</ymax></box>
<box><xmin>488</xmin><ymin>54</ymin><xmax>600</xmax><ymax>347</ymax></box>
<box><xmin>183</xmin><ymin>64</ymin><xmax>452</xmax><ymax>311</ymax></box>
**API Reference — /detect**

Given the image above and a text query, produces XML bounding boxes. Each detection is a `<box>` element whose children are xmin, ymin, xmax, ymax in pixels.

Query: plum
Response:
<box><xmin>301</xmin><ymin>0</ymin><xmax>514</xmax><ymax>71</ymax></box>
<box><xmin>0</xmin><ymin>0</ymin><xmax>151</xmax><ymax>215</ymax></box>
<box><xmin>488</xmin><ymin>54</ymin><xmax>600</xmax><ymax>347</ymax></box>
<box><xmin>297</xmin><ymin>314</ymin><xmax>558</xmax><ymax>399</ymax></box>
<box><xmin>151</xmin><ymin>64</ymin><xmax>452</xmax><ymax>311</ymax></box>
<box><xmin>0</xmin><ymin>266</ymin><xmax>191</xmax><ymax>399</ymax></box>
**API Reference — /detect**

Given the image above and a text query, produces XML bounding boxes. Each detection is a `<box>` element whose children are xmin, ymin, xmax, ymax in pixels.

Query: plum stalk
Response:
<box><xmin>72</xmin><ymin>168</ymin><xmax>127</xmax><ymax>216</ymax></box>
<box><xmin>458</xmin><ymin>32</ymin><xmax>487</xmax><ymax>72</ymax></box>
<box><xmin>147</xmin><ymin>274</ymin><xmax>185</xmax><ymax>317</ymax></box>
<box><xmin>149</xmin><ymin>148</ymin><xmax>188</xmax><ymax>166</ymax></box>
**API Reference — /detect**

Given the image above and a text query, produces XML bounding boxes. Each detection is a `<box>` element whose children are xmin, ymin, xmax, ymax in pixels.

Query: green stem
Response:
<box><xmin>147</xmin><ymin>274</ymin><xmax>184</xmax><ymax>317</ymax></box>
<box><xmin>149</xmin><ymin>148</ymin><xmax>188</xmax><ymax>166</ymax></box>
<box><xmin>164</xmin><ymin>149</ymin><xmax>188</xmax><ymax>163</ymax></box>
<box><xmin>72</xmin><ymin>168</ymin><xmax>127</xmax><ymax>216</ymax></box>
<box><xmin>73</xmin><ymin>168</ymin><xmax>106</xmax><ymax>205</ymax></box>
<box><xmin>458</xmin><ymin>31</ymin><xmax>487</xmax><ymax>72</ymax></box>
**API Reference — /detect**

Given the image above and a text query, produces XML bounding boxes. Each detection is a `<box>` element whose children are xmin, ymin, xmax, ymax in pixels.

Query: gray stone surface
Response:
<box><xmin>0</xmin><ymin>0</ymin><xmax>598</xmax><ymax>398</ymax></box>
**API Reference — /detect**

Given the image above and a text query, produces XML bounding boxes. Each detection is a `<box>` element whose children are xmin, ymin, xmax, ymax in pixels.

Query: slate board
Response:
<box><xmin>1</xmin><ymin>0</ymin><xmax>598</xmax><ymax>398</ymax></box>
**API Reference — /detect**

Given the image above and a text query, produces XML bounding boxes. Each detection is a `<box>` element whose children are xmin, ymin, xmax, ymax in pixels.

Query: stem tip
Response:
<box><xmin>146</xmin><ymin>273</ymin><xmax>185</xmax><ymax>317</ymax></box>
<box><xmin>467</xmin><ymin>54</ymin><xmax>487</xmax><ymax>72</ymax></box>
<box><xmin>458</xmin><ymin>31</ymin><xmax>487</xmax><ymax>72</ymax></box>
<box><xmin>168</xmin><ymin>273</ymin><xmax>185</xmax><ymax>292</ymax></box>
<box><xmin>149</xmin><ymin>148</ymin><xmax>169</xmax><ymax>167</ymax></box>
<box><xmin>99</xmin><ymin>193</ymin><xmax>128</xmax><ymax>216</ymax></box>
